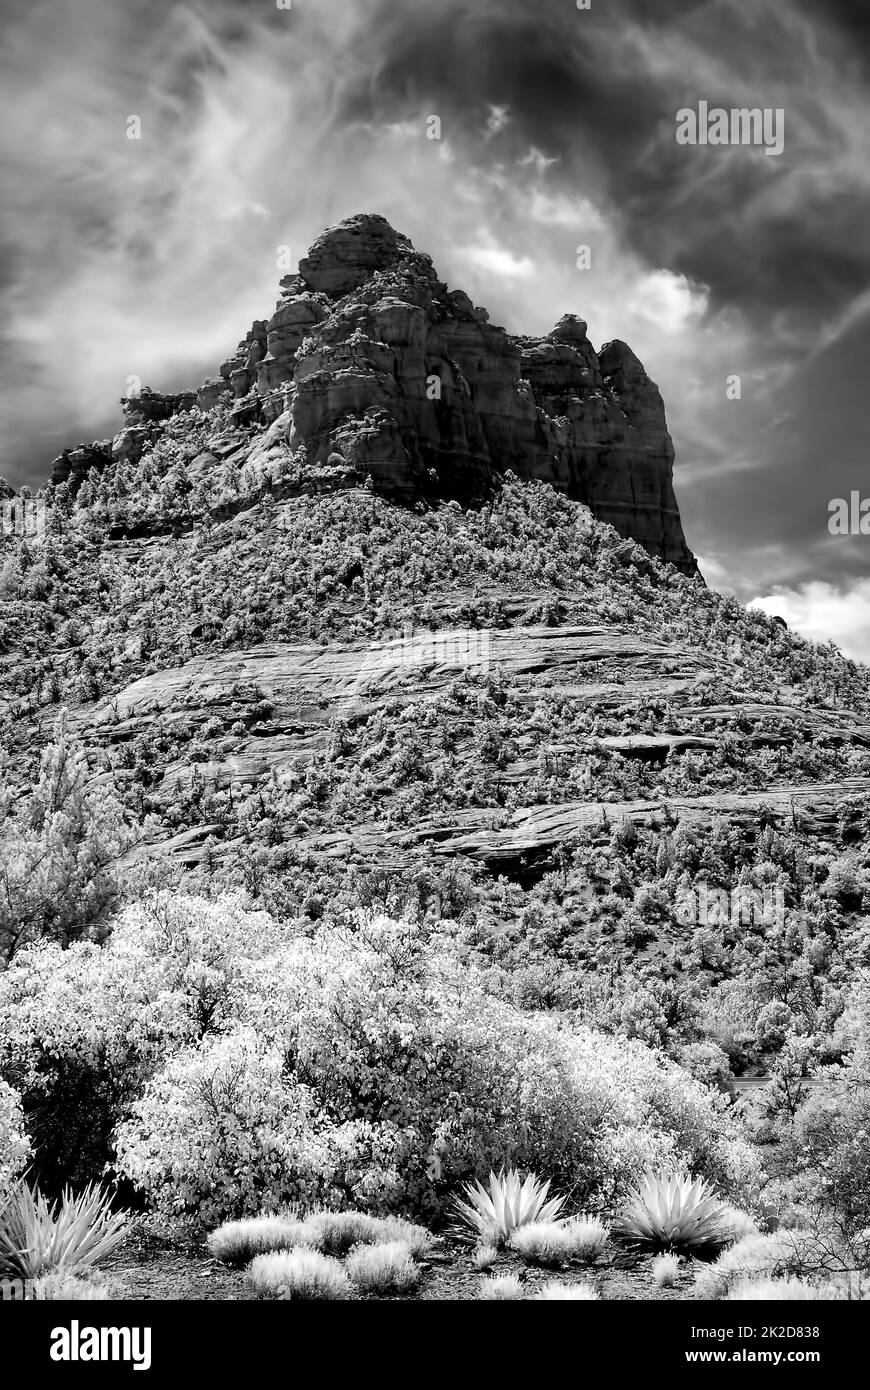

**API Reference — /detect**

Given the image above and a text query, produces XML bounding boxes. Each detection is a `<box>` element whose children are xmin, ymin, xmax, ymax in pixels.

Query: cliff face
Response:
<box><xmin>202</xmin><ymin>213</ymin><xmax>697</xmax><ymax>574</ymax></box>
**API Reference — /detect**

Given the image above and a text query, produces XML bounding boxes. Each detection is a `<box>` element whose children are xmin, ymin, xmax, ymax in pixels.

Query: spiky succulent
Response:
<box><xmin>452</xmin><ymin>1168</ymin><xmax>565</xmax><ymax>1244</ymax></box>
<box><xmin>617</xmin><ymin>1170</ymin><xmax>729</xmax><ymax>1252</ymax></box>
<box><xmin>0</xmin><ymin>1180</ymin><xmax>128</xmax><ymax>1280</ymax></box>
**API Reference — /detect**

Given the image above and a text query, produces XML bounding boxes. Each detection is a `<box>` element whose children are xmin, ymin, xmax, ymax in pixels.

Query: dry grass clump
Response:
<box><xmin>473</xmin><ymin>1244</ymin><xmax>499</xmax><ymax>1271</ymax></box>
<box><xmin>345</xmin><ymin>1240</ymin><xmax>420</xmax><ymax>1294</ymax></box>
<box><xmin>246</xmin><ymin>1249</ymin><xmax>351</xmax><ymax>1300</ymax></box>
<box><xmin>718</xmin><ymin>1206</ymin><xmax>760</xmax><ymax>1245</ymax></box>
<box><xmin>510</xmin><ymin>1216</ymin><xmax>609</xmax><ymax>1267</ymax></box>
<box><xmin>509</xmin><ymin>1222</ymin><xmax>570</xmax><ymax>1267</ymax></box>
<box><xmin>0</xmin><ymin>1182</ymin><xmax>127</xmax><ymax>1280</ymax></box>
<box><xmin>479</xmin><ymin>1274</ymin><xmax>523</xmax><ymax>1300</ymax></box>
<box><xmin>294</xmin><ymin>1210</ymin><xmax>381</xmax><ymax>1256</ymax></box>
<box><xmin>651</xmin><ymin>1252</ymin><xmax>681</xmax><ymax>1288</ymax></box>
<box><xmin>208</xmin><ymin>1216</ymin><xmax>308</xmax><ymax>1266</ymax></box>
<box><xmin>693</xmin><ymin>1231</ymin><xmax>818</xmax><ymax>1300</ymax></box>
<box><xmin>727</xmin><ymin>1277</ymin><xmax>834</xmax><ymax>1301</ymax></box>
<box><xmin>534</xmin><ymin>1280</ymin><xmax>600</xmax><ymax>1300</ymax></box>
<box><xmin>563</xmin><ymin>1215</ymin><xmax>610</xmax><ymax>1262</ymax></box>
<box><xmin>368</xmin><ymin>1216</ymin><xmax>434</xmax><ymax>1259</ymax></box>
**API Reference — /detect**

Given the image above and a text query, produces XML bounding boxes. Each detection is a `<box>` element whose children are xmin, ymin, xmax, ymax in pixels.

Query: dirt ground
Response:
<box><xmin>99</xmin><ymin>1220</ymin><xmax>700</xmax><ymax>1301</ymax></box>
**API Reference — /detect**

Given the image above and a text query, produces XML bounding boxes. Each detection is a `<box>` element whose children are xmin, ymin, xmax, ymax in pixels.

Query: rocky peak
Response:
<box><xmin>297</xmin><ymin>213</ymin><xmax>415</xmax><ymax>297</ymax></box>
<box><xmin>187</xmin><ymin>214</ymin><xmax>696</xmax><ymax>575</ymax></box>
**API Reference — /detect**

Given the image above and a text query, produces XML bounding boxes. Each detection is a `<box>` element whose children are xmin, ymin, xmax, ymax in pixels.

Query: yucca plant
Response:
<box><xmin>0</xmin><ymin>1181</ymin><xmax>128</xmax><ymax>1280</ymax></box>
<box><xmin>452</xmin><ymin>1169</ymin><xmax>565</xmax><ymax>1245</ymax></box>
<box><xmin>616</xmin><ymin>1170</ymin><xmax>729</xmax><ymax>1253</ymax></box>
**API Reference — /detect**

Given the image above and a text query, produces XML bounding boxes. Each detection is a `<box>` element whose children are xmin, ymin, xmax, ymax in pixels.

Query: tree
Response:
<box><xmin>0</xmin><ymin>711</ymin><xmax>134</xmax><ymax>964</ymax></box>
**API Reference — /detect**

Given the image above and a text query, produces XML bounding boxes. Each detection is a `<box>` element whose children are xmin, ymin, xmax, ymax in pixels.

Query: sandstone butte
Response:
<box><xmin>53</xmin><ymin>212</ymin><xmax>698</xmax><ymax>575</ymax></box>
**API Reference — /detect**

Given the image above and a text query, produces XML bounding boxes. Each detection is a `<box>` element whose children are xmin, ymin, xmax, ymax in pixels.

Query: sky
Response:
<box><xmin>1</xmin><ymin>0</ymin><xmax>869</xmax><ymax>655</ymax></box>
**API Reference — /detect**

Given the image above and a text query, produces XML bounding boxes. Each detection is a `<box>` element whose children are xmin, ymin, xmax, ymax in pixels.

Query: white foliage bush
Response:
<box><xmin>1</xmin><ymin>897</ymin><xmax>760</xmax><ymax>1222</ymax></box>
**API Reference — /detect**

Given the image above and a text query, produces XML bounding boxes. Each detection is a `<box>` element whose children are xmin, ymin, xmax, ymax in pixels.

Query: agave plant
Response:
<box><xmin>0</xmin><ymin>1181</ymin><xmax>128</xmax><ymax>1280</ymax></box>
<box><xmin>452</xmin><ymin>1169</ymin><xmax>565</xmax><ymax>1245</ymax></box>
<box><xmin>617</xmin><ymin>1170</ymin><xmax>728</xmax><ymax>1253</ymax></box>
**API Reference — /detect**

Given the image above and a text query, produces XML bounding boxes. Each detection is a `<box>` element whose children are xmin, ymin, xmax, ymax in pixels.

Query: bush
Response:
<box><xmin>563</xmin><ymin>1215</ymin><xmax>610</xmax><ymax>1262</ymax></box>
<box><xmin>0</xmin><ymin>892</ymin><xmax>284</xmax><ymax>1190</ymax></box>
<box><xmin>114</xmin><ymin>1032</ymin><xmax>356</xmax><ymax>1225</ymax></box>
<box><xmin>726</xmin><ymin>1277</ymin><xmax>834</xmax><ymax>1301</ymax></box>
<box><xmin>0</xmin><ymin>1081</ymin><xmax>30</xmax><ymax>1199</ymax></box>
<box><xmin>345</xmin><ymin>1239</ymin><xmax>420</xmax><ymax>1293</ymax></box>
<box><xmin>246</xmin><ymin>1249</ymin><xmax>351</xmax><ymax>1300</ymax></box>
<box><xmin>479</xmin><ymin>1274</ymin><xmax>523</xmax><ymax>1300</ymax></box>
<box><xmin>473</xmin><ymin>1245</ymin><xmax>498</xmax><ymax>1270</ymax></box>
<box><xmin>294</xmin><ymin>1210</ymin><xmax>382</xmax><ymax>1256</ymax></box>
<box><xmin>693</xmin><ymin>1231</ymin><xmax>819</xmax><ymax>1299</ymax></box>
<box><xmin>651</xmin><ymin>1253</ymin><xmax>681</xmax><ymax>1288</ymax></box>
<box><xmin>534</xmin><ymin>1280</ymin><xmax>599</xmax><ymax>1300</ymax></box>
<box><xmin>207</xmin><ymin>1216</ymin><xmax>309</xmax><ymax>1266</ymax></box>
<box><xmin>5</xmin><ymin>902</ymin><xmax>761</xmax><ymax>1222</ymax></box>
<box><xmin>509</xmin><ymin>1222</ymin><xmax>571</xmax><ymax>1267</ymax></box>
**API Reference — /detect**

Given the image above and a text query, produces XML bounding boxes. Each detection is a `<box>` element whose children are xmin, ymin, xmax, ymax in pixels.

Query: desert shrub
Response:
<box><xmin>0</xmin><ymin>1181</ymin><xmax>127</xmax><ymax>1280</ymax></box>
<box><xmin>207</xmin><ymin>1216</ymin><xmax>309</xmax><ymax>1266</ymax></box>
<box><xmin>345</xmin><ymin>1239</ymin><xmax>420</xmax><ymax>1293</ymax></box>
<box><xmin>473</xmin><ymin>1245</ymin><xmax>498</xmax><ymax>1270</ymax></box>
<box><xmin>246</xmin><ymin>1249</ymin><xmax>351</xmax><ymax>1300</ymax></box>
<box><xmin>534</xmin><ymin>1280</ymin><xmax>599</xmax><ymax>1300</ymax></box>
<box><xmin>718</xmin><ymin>1205</ymin><xmax>760</xmax><ymax>1244</ymax></box>
<box><xmin>509</xmin><ymin>1215</ymin><xmax>608</xmax><ymax>1267</ymax></box>
<box><xmin>294</xmin><ymin>1210</ymin><xmax>382</xmax><ymax>1256</ymax></box>
<box><xmin>563</xmin><ymin>1215</ymin><xmax>610</xmax><ymax>1262</ymax></box>
<box><xmin>368</xmin><ymin>1215</ymin><xmax>434</xmax><ymax>1258</ymax></box>
<box><xmin>479</xmin><ymin>1273</ymin><xmax>523</xmax><ymax>1299</ymax></box>
<box><xmin>114</xmin><ymin>1032</ymin><xmax>365</xmax><ymax>1225</ymax></box>
<box><xmin>5</xmin><ymin>902</ymin><xmax>760</xmax><ymax>1221</ymax></box>
<box><xmin>651</xmin><ymin>1252</ymin><xmax>681</xmax><ymax>1287</ymax></box>
<box><xmin>0</xmin><ymin>1080</ymin><xmax>30</xmax><ymax>1198</ymax></box>
<box><xmin>0</xmin><ymin>892</ymin><xmax>284</xmax><ymax>1189</ymax></box>
<box><xmin>510</xmin><ymin>1222</ymin><xmax>572</xmax><ymax>1267</ymax></box>
<box><xmin>694</xmin><ymin>1231</ymin><xmax>819</xmax><ymax>1299</ymax></box>
<box><xmin>617</xmin><ymin>1170</ymin><xmax>730</xmax><ymax>1252</ymax></box>
<box><xmin>788</xmin><ymin>1089</ymin><xmax>870</xmax><ymax>1235</ymax></box>
<box><xmin>726</xmin><ymin>1277</ymin><xmax>834</xmax><ymax>1301</ymax></box>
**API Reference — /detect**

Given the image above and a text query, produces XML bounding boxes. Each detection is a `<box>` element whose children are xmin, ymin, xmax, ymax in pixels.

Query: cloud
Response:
<box><xmin>750</xmin><ymin>580</ymin><xmax>870</xmax><ymax>663</ymax></box>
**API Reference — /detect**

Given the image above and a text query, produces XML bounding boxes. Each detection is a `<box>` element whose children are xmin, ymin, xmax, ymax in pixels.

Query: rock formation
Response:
<box><xmin>196</xmin><ymin>213</ymin><xmax>697</xmax><ymax>573</ymax></box>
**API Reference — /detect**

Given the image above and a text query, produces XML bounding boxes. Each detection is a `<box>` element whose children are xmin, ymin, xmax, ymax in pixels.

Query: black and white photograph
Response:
<box><xmin>1</xmin><ymin>0</ymin><xmax>869</xmax><ymax>1365</ymax></box>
